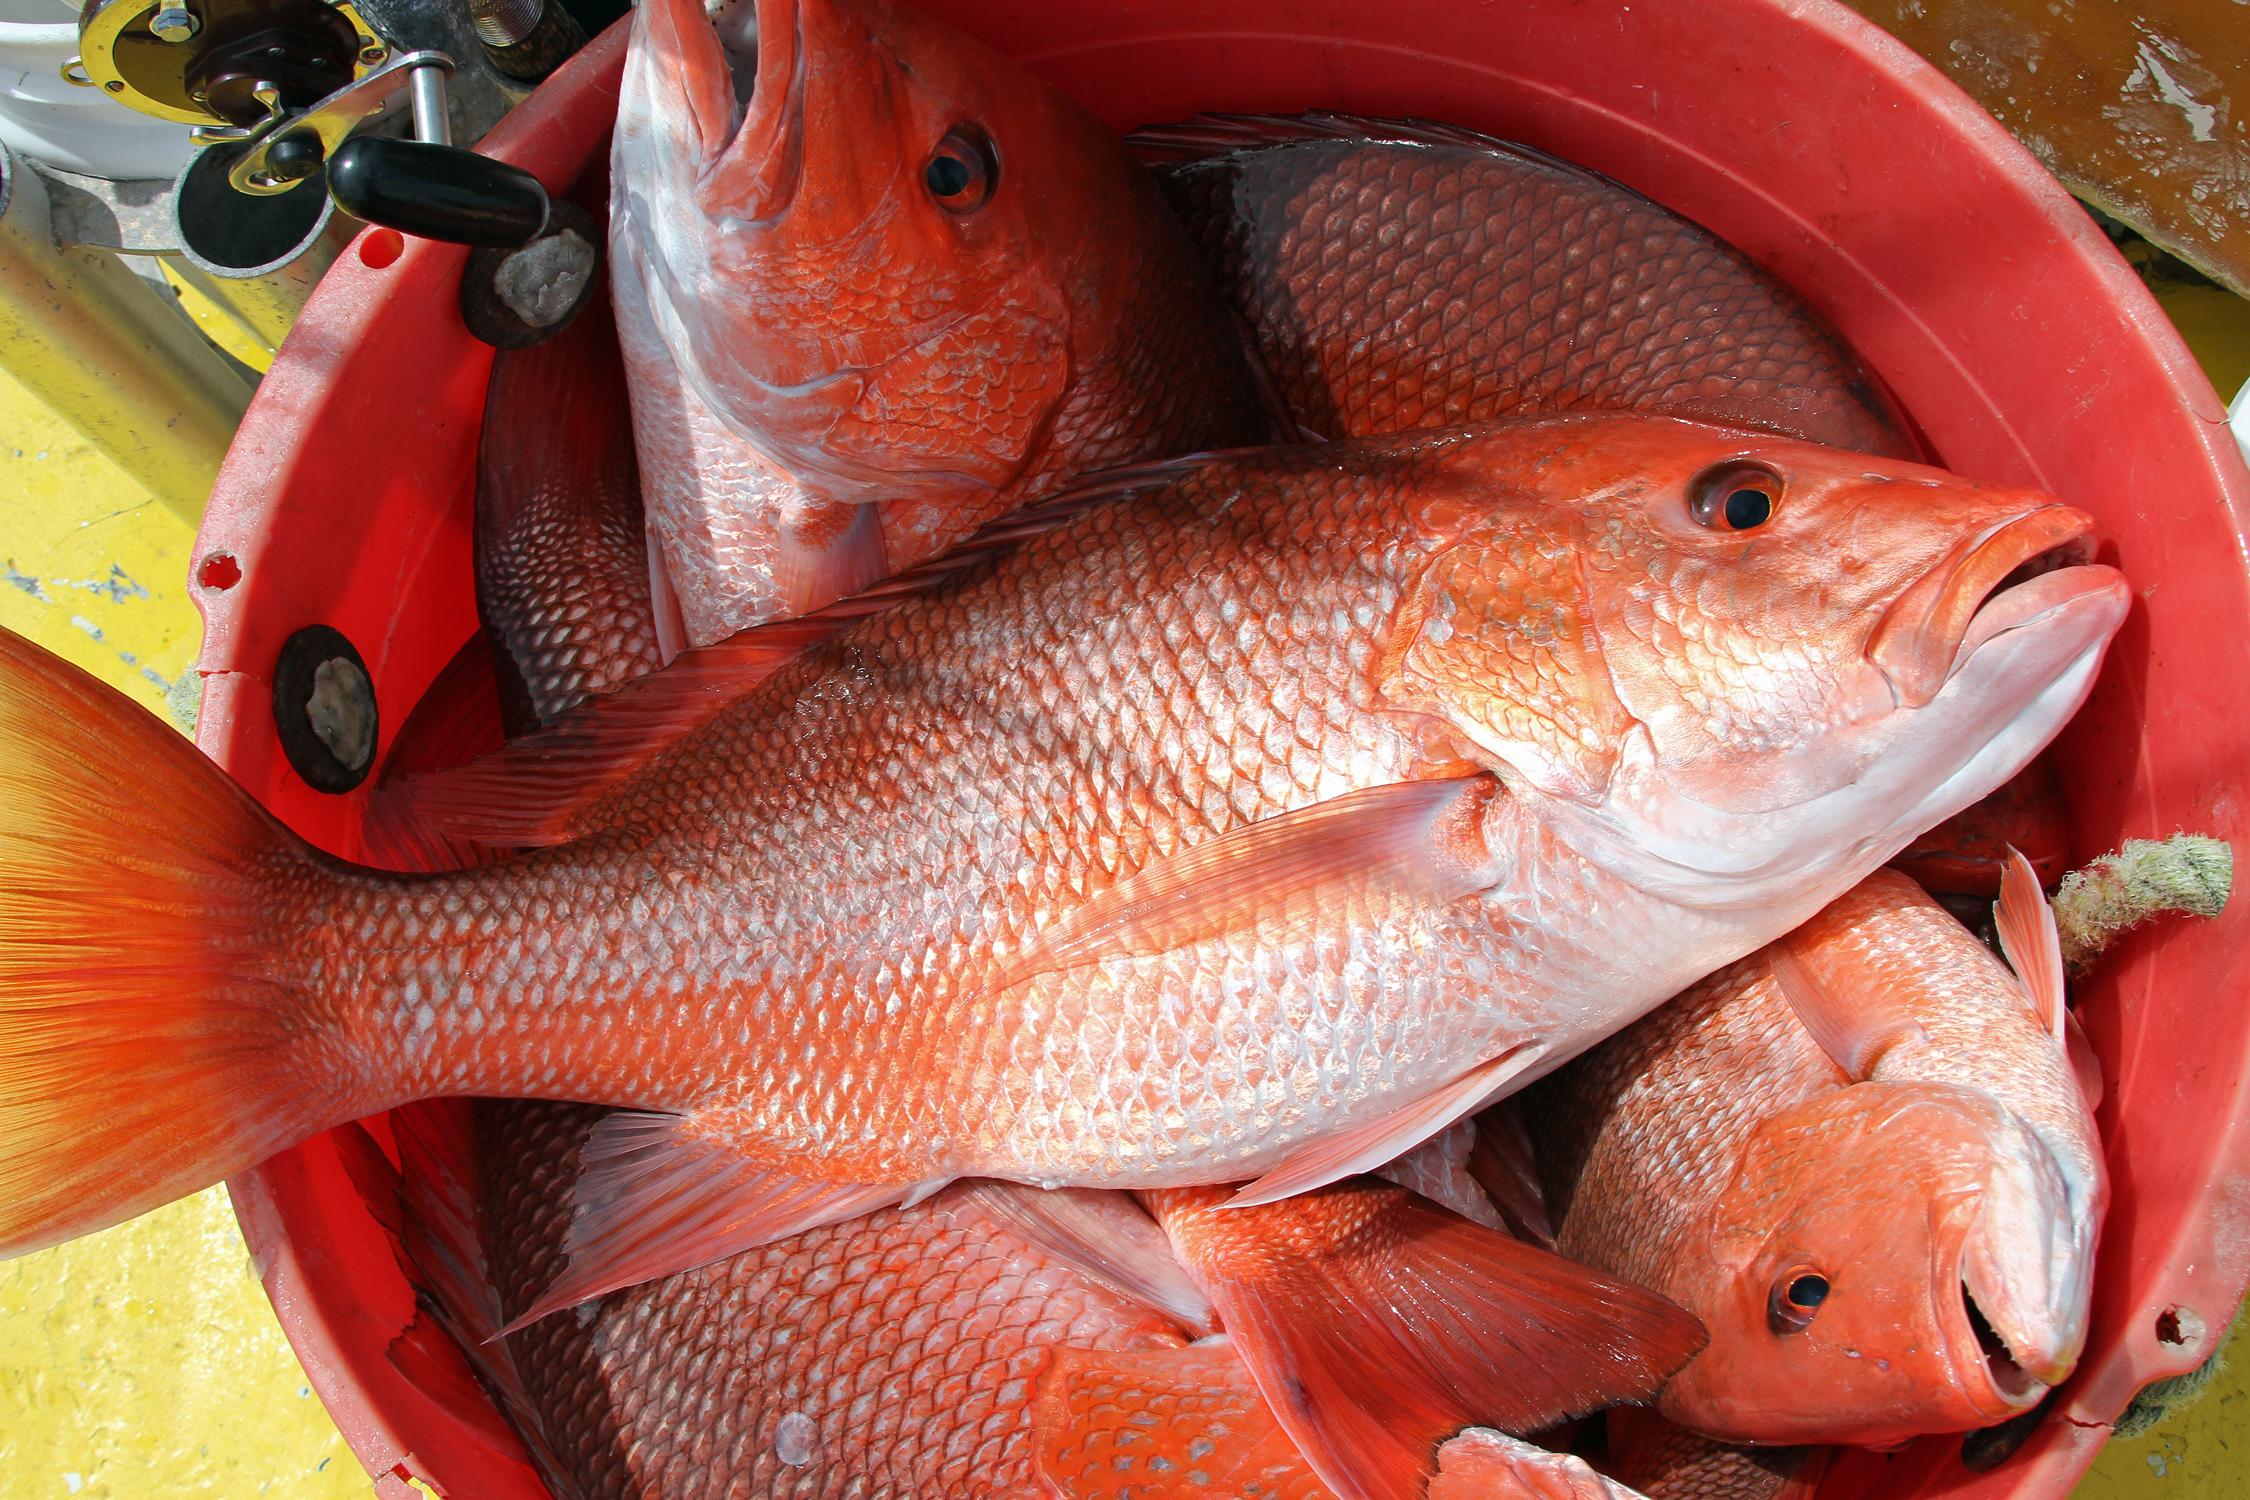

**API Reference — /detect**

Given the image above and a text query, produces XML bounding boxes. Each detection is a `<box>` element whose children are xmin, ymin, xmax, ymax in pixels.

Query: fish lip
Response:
<box><xmin>1956</xmin><ymin>1268</ymin><xmax>2049</xmax><ymax>1411</ymax></box>
<box><xmin>1949</xmin><ymin>1192</ymin><xmax>2078</xmax><ymax>1416</ymax></box>
<box><xmin>1866</xmin><ymin>507</ymin><xmax>2101</xmax><ymax>707</ymax></box>
<box><xmin>705</xmin><ymin>0</ymin><xmax>805</xmax><ymax>223</ymax></box>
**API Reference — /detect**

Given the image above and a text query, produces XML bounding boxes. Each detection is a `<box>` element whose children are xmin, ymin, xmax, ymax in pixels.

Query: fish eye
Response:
<box><xmin>1767</xmin><ymin>1269</ymin><xmax>1830</xmax><ymax>1334</ymax></box>
<box><xmin>925</xmin><ymin>127</ymin><xmax>998</xmax><ymax>212</ymax></box>
<box><xmin>1690</xmin><ymin>462</ymin><xmax>1783</xmax><ymax>532</ymax></box>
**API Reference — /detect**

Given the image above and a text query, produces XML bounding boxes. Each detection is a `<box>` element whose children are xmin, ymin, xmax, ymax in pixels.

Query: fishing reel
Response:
<box><xmin>64</xmin><ymin>0</ymin><xmax>595</xmax><ymax>246</ymax></box>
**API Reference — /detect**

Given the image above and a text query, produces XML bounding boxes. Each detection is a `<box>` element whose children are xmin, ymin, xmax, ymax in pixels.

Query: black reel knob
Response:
<box><xmin>326</xmin><ymin>136</ymin><xmax>549</xmax><ymax>247</ymax></box>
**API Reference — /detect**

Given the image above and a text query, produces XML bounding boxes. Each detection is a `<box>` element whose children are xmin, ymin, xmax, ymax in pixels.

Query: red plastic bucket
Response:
<box><xmin>191</xmin><ymin>3</ymin><xmax>2250</xmax><ymax>1494</ymax></box>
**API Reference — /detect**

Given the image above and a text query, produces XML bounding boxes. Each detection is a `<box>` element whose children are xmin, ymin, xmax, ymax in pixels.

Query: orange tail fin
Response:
<box><xmin>0</xmin><ymin>627</ymin><xmax>357</xmax><ymax>1256</ymax></box>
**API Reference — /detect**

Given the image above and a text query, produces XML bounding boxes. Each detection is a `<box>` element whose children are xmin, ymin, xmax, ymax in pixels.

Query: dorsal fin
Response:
<box><xmin>397</xmin><ymin>458</ymin><xmax>1225</xmax><ymax>848</ymax></box>
<box><xmin>2064</xmin><ymin>1010</ymin><xmax>2106</xmax><ymax>1110</ymax></box>
<box><xmin>1994</xmin><ymin>846</ymin><xmax>2067</xmax><ymax>1041</ymax></box>
<box><xmin>357</xmin><ymin>635</ymin><xmax>514</xmax><ymax>872</ymax></box>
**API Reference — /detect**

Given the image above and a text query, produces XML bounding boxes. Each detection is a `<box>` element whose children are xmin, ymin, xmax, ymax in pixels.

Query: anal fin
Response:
<box><xmin>502</xmin><ymin>1108</ymin><xmax>930</xmax><ymax>1332</ymax></box>
<box><xmin>1230</xmin><ymin>1044</ymin><xmax>1546</xmax><ymax>1207</ymax></box>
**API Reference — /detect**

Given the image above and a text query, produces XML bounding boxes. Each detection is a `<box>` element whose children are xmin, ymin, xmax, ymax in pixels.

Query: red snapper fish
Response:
<box><xmin>408</xmin><ymin>1103</ymin><xmax>1695</xmax><ymax>1500</ymax></box>
<box><xmin>1136</xmin><ymin>114</ymin><xmax>1915</xmax><ymax>457</ymax></box>
<box><xmin>0</xmin><ymin>417</ymin><xmax>2126</xmax><ymax>1347</ymax></box>
<box><xmin>611</xmin><ymin>0</ymin><xmax>1271</xmax><ymax>647</ymax></box>
<box><xmin>1525</xmin><ymin>861</ymin><xmax>2103</xmax><ymax>1447</ymax></box>
<box><xmin>473</xmin><ymin>290</ymin><xmax>668</xmax><ymax>733</ymax></box>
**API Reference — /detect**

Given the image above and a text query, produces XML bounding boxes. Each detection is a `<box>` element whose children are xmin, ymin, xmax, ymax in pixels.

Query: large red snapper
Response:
<box><xmin>611</xmin><ymin>0</ymin><xmax>1271</xmax><ymax>647</ymax></box>
<box><xmin>0</xmin><ymin>417</ymin><xmax>2125</xmax><ymax>1339</ymax></box>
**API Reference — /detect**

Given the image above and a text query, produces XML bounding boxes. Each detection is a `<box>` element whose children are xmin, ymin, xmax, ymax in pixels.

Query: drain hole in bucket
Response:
<box><xmin>197</xmin><ymin>552</ymin><xmax>241</xmax><ymax>591</ymax></box>
<box><xmin>2156</xmin><ymin>1306</ymin><xmax>2206</xmax><ymax>1349</ymax></box>
<box><xmin>361</xmin><ymin>229</ymin><xmax>405</xmax><ymax>269</ymax></box>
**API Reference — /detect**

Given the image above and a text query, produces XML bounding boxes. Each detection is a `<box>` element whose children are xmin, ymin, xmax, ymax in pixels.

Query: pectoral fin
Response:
<box><xmin>949</xmin><ymin>1182</ymin><xmax>1214</xmax><ymax>1333</ymax></box>
<box><xmin>1005</xmin><ymin>775</ymin><xmax>1499</xmax><ymax>992</ymax></box>
<box><xmin>1766</xmin><ymin>938</ymin><xmax>1927</xmax><ymax>1081</ymax></box>
<box><xmin>1157</xmin><ymin>1181</ymin><xmax>1704</xmax><ymax>1500</ymax></box>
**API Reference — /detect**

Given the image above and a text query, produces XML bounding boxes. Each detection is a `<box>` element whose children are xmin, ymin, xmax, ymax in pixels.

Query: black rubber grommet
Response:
<box><xmin>460</xmin><ymin>198</ymin><xmax>604</xmax><ymax>350</ymax></box>
<box><xmin>272</xmin><ymin>623</ymin><xmax>379</xmax><ymax>795</ymax></box>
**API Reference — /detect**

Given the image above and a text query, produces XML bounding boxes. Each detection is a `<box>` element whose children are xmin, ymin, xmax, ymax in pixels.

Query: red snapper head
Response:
<box><xmin>1660</xmin><ymin>1080</ymin><xmax>2085</xmax><ymax>1445</ymax></box>
<box><xmin>1374</xmin><ymin>417</ymin><xmax>2130</xmax><ymax>913</ymax></box>
<box><xmin>613</xmin><ymin>0</ymin><xmax>1204</xmax><ymax>512</ymax></box>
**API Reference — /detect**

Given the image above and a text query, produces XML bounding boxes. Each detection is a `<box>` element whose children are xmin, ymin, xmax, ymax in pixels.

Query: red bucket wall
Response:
<box><xmin>190</xmin><ymin>3</ymin><xmax>2250</xmax><ymax>1496</ymax></box>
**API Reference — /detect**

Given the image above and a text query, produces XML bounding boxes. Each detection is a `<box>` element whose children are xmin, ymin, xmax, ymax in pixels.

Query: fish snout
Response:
<box><xmin>1955</xmin><ymin>1125</ymin><xmax>2095</xmax><ymax>1399</ymax></box>
<box><xmin>1865</xmin><ymin>505</ymin><xmax>2101</xmax><ymax>707</ymax></box>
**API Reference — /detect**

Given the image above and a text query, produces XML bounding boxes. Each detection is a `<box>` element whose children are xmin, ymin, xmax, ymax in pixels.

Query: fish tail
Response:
<box><xmin>0</xmin><ymin>627</ymin><xmax>360</xmax><ymax>1256</ymax></box>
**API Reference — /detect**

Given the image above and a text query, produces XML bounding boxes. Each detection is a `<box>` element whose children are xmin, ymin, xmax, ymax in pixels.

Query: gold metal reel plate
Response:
<box><xmin>70</xmin><ymin>0</ymin><xmax>387</xmax><ymax>127</ymax></box>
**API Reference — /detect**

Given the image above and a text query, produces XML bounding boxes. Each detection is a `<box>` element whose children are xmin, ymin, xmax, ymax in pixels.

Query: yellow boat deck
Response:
<box><xmin>0</xmin><ymin>278</ymin><xmax>2245</xmax><ymax>1500</ymax></box>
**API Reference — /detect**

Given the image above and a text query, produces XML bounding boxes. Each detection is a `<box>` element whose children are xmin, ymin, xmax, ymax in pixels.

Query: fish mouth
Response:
<box><xmin>1866</xmin><ymin>507</ymin><xmax>2103</xmax><ymax>707</ymax></box>
<box><xmin>1959</xmin><ymin>1278</ymin><xmax>2046</xmax><ymax>1407</ymax></box>
<box><xmin>1951</xmin><ymin>1138</ymin><xmax>2087</xmax><ymax>1415</ymax></box>
<box><xmin>694</xmin><ymin>0</ymin><xmax>804</xmax><ymax>223</ymax></box>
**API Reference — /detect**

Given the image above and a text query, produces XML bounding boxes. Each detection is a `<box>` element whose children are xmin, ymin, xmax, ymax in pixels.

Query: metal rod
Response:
<box><xmin>410</xmin><ymin>63</ymin><xmax>451</xmax><ymax>146</ymax></box>
<box><xmin>0</xmin><ymin>143</ymin><xmax>252</xmax><ymax>523</ymax></box>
